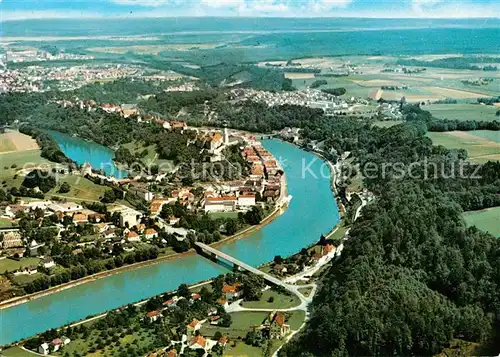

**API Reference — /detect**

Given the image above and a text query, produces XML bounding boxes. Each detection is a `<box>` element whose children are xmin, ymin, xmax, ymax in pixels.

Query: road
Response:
<box><xmin>195</xmin><ymin>242</ymin><xmax>313</xmax><ymax>308</ymax></box>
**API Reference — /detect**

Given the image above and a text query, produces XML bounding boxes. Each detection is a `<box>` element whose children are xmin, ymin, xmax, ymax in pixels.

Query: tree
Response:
<box><xmin>101</xmin><ymin>190</ymin><xmax>116</xmax><ymax>203</ymax></box>
<box><xmin>225</xmin><ymin>218</ymin><xmax>238</xmax><ymax>235</ymax></box>
<box><xmin>242</xmin><ymin>273</ymin><xmax>264</xmax><ymax>301</ymax></box>
<box><xmin>22</xmin><ymin>170</ymin><xmax>56</xmax><ymax>193</ymax></box>
<box><xmin>177</xmin><ymin>283</ymin><xmax>190</xmax><ymax>299</ymax></box>
<box><xmin>59</xmin><ymin>182</ymin><xmax>71</xmax><ymax>193</ymax></box>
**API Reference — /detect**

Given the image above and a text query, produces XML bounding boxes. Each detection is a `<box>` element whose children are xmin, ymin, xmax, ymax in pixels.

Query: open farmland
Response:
<box><xmin>426</xmin><ymin>104</ymin><xmax>500</xmax><ymax>122</ymax></box>
<box><xmin>88</xmin><ymin>43</ymin><xmax>220</xmax><ymax>55</ymax></box>
<box><xmin>427</xmin><ymin>131</ymin><xmax>500</xmax><ymax>163</ymax></box>
<box><xmin>0</xmin><ymin>150</ymin><xmax>52</xmax><ymax>185</ymax></box>
<box><xmin>0</xmin><ymin>130</ymin><xmax>39</xmax><ymax>154</ymax></box>
<box><xmin>284</xmin><ymin>72</ymin><xmax>316</xmax><ymax>79</ymax></box>
<box><xmin>464</xmin><ymin>207</ymin><xmax>500</xmax><ymax>238</ymax></box>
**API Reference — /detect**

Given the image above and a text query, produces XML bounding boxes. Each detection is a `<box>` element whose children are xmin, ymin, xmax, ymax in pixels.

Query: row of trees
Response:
<box><xmin>23</xmin><ymin>246</ymin><xmax>159</xmax><ymax>294</ymax></box>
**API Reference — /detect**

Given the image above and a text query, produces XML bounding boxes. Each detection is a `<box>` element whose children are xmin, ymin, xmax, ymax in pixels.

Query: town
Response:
<box><xmin>1</xmin><ymin>12</ymin><xmax>499</xmax><ymax>357</ymax></box>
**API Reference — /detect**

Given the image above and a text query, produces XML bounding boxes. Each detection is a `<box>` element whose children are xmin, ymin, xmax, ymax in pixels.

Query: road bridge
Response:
<box><xmin>194</xmin><ymin>242</ymin><xmax>312</xmax><ymax>306</ymax></box>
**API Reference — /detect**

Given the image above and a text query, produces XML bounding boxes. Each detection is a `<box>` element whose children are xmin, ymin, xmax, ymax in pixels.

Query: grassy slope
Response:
<box><xmin>464</xmin><ymin>207</ymin><xmax>500</xmax><ymax>238</ymax></box>
<box><xmin>427</xmin><ymin>131</ymin><xmax>500</xmax><ymax>163</ymax></box>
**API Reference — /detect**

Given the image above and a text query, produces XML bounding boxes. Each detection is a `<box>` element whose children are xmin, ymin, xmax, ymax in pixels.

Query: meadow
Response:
<box><xmin>426</xmin><ymin>131</ymin><xmax>500</xmax><ymax>163</ymax></box>
<box><xmin>0</xmin><ymin>131</ymin><xmax>39</xmax><ymax>154</ymax></box>
<box><xmin>0</xmin><ymin>257</ymin><xmax>41</xmax><ymax>274</ymax></box>
<box><xmin>426</xmin><ymin>104</ymin><xmax>499</xmax><ymax>122</ymax></box>
<box><xmin>464</xmin><ymin>207</ymin><xmax>500</xmax><ymax>238</ymax></box>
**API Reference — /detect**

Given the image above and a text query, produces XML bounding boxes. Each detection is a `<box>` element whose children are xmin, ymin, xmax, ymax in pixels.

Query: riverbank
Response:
<box><xmin>0</xmin><ymin>200</ymin><xmax>289</xmax><ymax>310</ymax></box>
<box><xmin>0</xmin><ymin>139</ymin><xmax>339</xmax><ymax>346</ymax></box>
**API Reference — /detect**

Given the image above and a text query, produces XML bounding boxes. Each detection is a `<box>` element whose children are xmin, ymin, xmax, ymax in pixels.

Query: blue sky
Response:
<box><xmin>0</xmin><ymin>0</ymin><xmax>499</xmax><ymax>20</ymax></box>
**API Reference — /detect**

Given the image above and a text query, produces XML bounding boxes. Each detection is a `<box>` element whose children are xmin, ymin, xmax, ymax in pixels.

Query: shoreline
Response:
<box><xmin>0</xmin><ymin>205</ymin><xmax>288</xmax><ymax>311</ymax></box>
<box><xmin>0</xmin><ymin>139</ymin><xmax>344</xmax><ymax>349</ymax></box>
<box><xmin>0</xmin><ymin>180</ymin><xmax>289</xmax><ymax>311</ymax></box>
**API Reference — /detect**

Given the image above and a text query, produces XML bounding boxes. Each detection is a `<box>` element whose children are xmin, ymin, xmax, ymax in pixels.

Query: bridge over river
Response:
<box><xmin>195</xmin><ymin>242</ymin><xmax>312</xmax><ymax>306</ymax></box>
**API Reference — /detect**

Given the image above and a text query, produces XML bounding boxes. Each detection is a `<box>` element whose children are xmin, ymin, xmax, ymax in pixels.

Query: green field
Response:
<box><xmin>0</xmin><ymin>150</ymin><xmax>50</xmax><ymax>169</ymax></box>
<box><xmin>241</xmin><ymin>289</ymin><xmax>300</xmax><ymax>309</ymax></box>
<box><xmin>201</xmin><ymin>312</ymin><xmax>269</xmax><ymax>340</ymax></box>
<box><xmin>0</xmin><ymin>219</ymin><xmax>15</xmax><ymax>227</ymax></box>
<box><xmin>0</xmin><ymin>150</ymin><xmax>52</xmax><ymax>189</ymax></box>
<box><xmin>0</xmin><ymin>257</ymin><xmax>41</xmax><ymax>273</ymax></box>
<box><xmin>287</xmin><ymin>310</ymin><xmax>306</xmax><ymax>330</ymax></box>
<box><xmin>0</xmin><ymin>346</ymin><xmax>35</xmax><ymax>357</ymax></box>
<box><xmin>470</xmin><ymin>130</ymin><xmax>500</xmax><ymax>142</ymax></box>
<box><xmin>427</xmin><ymin>131</ymin><xmax>500</xmax><ymax>163</ymax></box>
<box><xmin>49</xmin><ymin>175</ymin><xmax>107</xmax><ymax>202</ymax></box>
<box><xmin>223</xmin><ymin>340</ymin><xmax>272</xmax><ymax>357</ymax></box>
<box><xmin>464</xmin><ymin>207</ymin><xmax>500</xmax><ymax>238</ymax></box>
<box><xmin>208</xmin><ymin>211</ymin><xmax>240</xmax><ymax>220</ymax></box>
<box><xmin>426</xmin><ymin>104</ymin><xmax>499</xmax><ymax>122</ymax></box>
<box><xmin>373</xmin><ymin>120</ymin><xmax>403</xmax><ymax>128</ymax></box>
<box><xmin>122</xmin><ymin>141</ymin><xmax>174</xmax><ymax>172</ymax></box>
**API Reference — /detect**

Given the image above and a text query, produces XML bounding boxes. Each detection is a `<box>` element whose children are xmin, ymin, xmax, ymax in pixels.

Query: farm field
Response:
<box><xmin>427</xmin><ymin>131</ymin><xmax>500</xmax><ymax>163</ymax></box>
<box><xmin>464</xmin><ymin>207</ymin><xmax>500</xmax><ymax>238</ymax></box>
<box><xmin>0</xmin><ymin>150</ymin><xmax>52</xmax><ymax>188</ymax></box>
<box><xmin>0</xmin><ymin>130</ymin><xmax>39</xmax><ymax>154</ymax></box>
<box><xmin>289</xmin><ymin>55</ymin><xmax>499</xmax><ymax>103</ymax></box>
<box><xmin>426</xmin><ymin>104</ymin><xmax>499</xmax><ymax>122</ymax></box>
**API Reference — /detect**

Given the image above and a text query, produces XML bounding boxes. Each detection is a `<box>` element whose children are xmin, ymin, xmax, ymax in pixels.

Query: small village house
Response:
<box><xmin>41</xmin><ymin>256</ymin><xmax>56</xmax><ymax>269</ymax></box>
<box><xmin>189</xmin><ymin>335</ymin><xmax>207</xmax><ymax>351</ymax></box>
<box><xmin>186</xmin><ymin>318</ymin><xmax>202</xmax><ymax>337</ymax></box>
<box><xmin>222</xmin><ymin>282</ymin><xmax>241</xmax><ymax>300</ymax></box>
<box><xmin>145</xmin><ymin>310</ymin><xmax>162</xmax><ymax>324</ymax></box>
<box><xmin>144</xmin><ymin>228</ymin><xmax>158</xmax><ymax>240</ymax></box>
<box><xmin>127</xmin><ymin>231</ymin><xmax>141</xmax><ymax>242</ymax></box>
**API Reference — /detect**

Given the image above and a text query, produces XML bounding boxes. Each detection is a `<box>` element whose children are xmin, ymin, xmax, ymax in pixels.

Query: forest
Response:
<box><xmin>277</xmin><ymin>112</ymin><xmax>500</xmax><ymax>356</ymax></box>
<box><xmin>396</xmin><ymin>56</ymin><xmax>500</xmax><ymax>71</ymax></box>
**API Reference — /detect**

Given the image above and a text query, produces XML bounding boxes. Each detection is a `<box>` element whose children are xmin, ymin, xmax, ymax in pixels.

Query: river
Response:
<box><xmin>48</xmin><ymin>130</ymin><xmax>128</xmax><ymax>179</ymax></box>
<box><xmin>0</xmin><ymin>138</ymin><xmax>339</xmax><ymax>346</ymax></box>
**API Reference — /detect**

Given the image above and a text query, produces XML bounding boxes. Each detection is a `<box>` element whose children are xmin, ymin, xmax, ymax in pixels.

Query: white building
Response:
<box><xmin>118</xmin><ymin>207</ymin><xmax>142</xmax><ymax>228</ymax></box>
<box><xmin>237</xmin><ymin>194</ymin><xmax>256</xmax><ymax>208</ymax></box>
<box><xmin>204</xmin><ymin>196</ymin><xmax>237</xmax><ymax>212</ymax></box>
<box><xmin>38</xmin><ymin>343</ymin><xmax>50</xmax><ymax>355</ymax></box>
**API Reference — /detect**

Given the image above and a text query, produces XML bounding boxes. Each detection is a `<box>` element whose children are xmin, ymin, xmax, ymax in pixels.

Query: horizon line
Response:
<box><xmin>1</xmin><ymin>15</ymin><xmax>500</xmax><ymax>22</ymax></box>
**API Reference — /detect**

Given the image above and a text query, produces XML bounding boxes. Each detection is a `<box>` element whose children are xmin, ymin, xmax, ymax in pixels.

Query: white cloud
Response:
<box><xmin>320</xmin><ymin>0</ymin><xmax>353</xmax><ymax>8</ymax></box>
<box><xmin>200</xmin><ymin>0</ymin><xmax>244</xmax><ymax>8</ymax></box>
<box><xmin>1</xmin><ymin>10</ymin><xmax>103</xmax><ymax>21</ymax></box>
<box><xmin>238</xmin><ymin>0</ymin><xmax>290</xmax><ymax>14</ymax></box>
<box><xmin>109</xmin><ymin>0</ymin><xmax>169</xmax><ymax>6</ymax></box>
<box><xmin>411</xmin><ymin>0</ymin><xmax>442</xmax><ymax>14</ymax></box>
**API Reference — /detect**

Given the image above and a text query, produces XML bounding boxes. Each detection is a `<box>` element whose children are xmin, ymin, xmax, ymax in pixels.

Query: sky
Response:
<box><xmin>0</xmin><ymin>0</ymin><xmax>499</xmax><ymax>21</ymax></box>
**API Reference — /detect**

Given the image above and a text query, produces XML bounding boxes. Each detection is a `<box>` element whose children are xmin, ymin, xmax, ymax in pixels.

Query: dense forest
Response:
<box><xmin>2</xmin><ymin>77</ymin><xmax>500</xmax><ymax>355</ymax></box>
<box><xmin>281</xmin><ymin>181</ymin><xmax>499</xmax><ymax>356</ymax></box>
<box><xmin>396</xmin><ymin>56</ymin><xmax>500</xmax><ymax>71</ymax></box>
<box><xmin>277</xmin><ymin>112</ymin><xmax>500</xmax><ymax>356</ymax></box>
